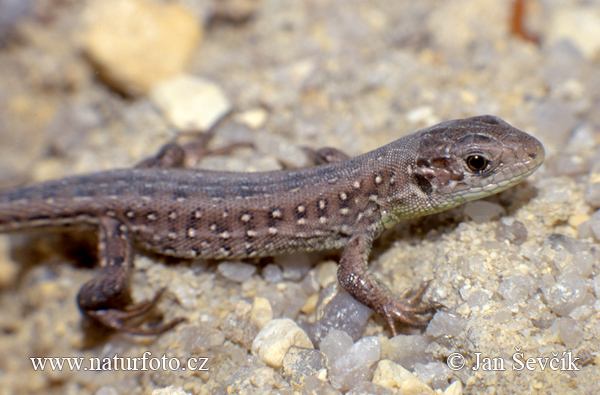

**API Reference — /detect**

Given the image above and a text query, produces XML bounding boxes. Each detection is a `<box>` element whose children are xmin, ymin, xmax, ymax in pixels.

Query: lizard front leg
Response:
<box><xmin>337</xmin><ymin>228</ymin><xmax>437</xmax><ymax>336</ymax></box>
<box><xmin>77</xmin><ymin>217</ymin><xmax>183</xmax><ymax>335</ymax></box>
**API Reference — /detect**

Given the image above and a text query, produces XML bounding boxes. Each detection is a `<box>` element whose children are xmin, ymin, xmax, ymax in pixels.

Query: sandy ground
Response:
<box><xmin>0</xmin><ymin>0</ymin><xmax>599</xmax><ymax>394</ymax></box>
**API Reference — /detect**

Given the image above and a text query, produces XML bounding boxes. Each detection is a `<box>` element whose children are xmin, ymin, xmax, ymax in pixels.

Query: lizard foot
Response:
<box><xmin>383</xmin><ymin>281</ymin><xmax>441</xmax><ymax>336</ymax></box>
<box><xmin>83</xmin><ymin>288</ymin><xmax>186</xmax><ymax>335</ymax></box>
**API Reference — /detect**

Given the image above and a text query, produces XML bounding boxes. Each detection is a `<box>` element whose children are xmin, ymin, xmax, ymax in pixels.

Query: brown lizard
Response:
<box><xmin>0</xmin><ymin>115</ymin><xmax>544</xmax><ymax>336</ymax></box>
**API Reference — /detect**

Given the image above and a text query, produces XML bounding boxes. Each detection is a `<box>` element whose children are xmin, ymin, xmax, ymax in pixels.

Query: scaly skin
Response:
<box><xmin>0</xmin><ymin>115</ymin><xmax>544</xmax><ymax>335</ymax></box>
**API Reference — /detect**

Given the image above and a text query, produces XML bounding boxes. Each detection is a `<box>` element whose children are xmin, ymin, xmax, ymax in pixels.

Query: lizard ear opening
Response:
<box><xmin>413</xmin><ymin>173</ymin><xmax>433</xmax><ymax>195</ymax></box>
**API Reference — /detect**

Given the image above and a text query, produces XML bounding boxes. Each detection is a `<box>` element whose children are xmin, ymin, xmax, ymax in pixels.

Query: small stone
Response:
<box><xmin>497</xmin><ymin>276</ymin><xmax>536</xmax><ymax>304</ymax></box>
<box><xmin>282</xmin><ymin>346</ymin><xmax>328</xmax><ymax>391</ymax></box>
<box><xmin>534</xmin><ymin>99</ymin><xmax>578</xmax><ymax>147</ymax></box>
<box><xmin>220</xmin><ymin>300</ymin><xmax>256</xmax><ymax>350</ymax></box>
<box><xmin>543</xmin><ymin>273</ymin><xmax>589</xmax><ymax>316</ymax></box>
<box><xmin>301</xmin><ymin>270</ymin><xmax>321</xmax><ymax>295</ymax></box>
<box><xmin>252</xmin><ymin>318</ymin><xmax>313</xmax><ymax>368</ymax></box>
<box><xmin>178</xmin><ymin>324</ymin><xmax>225</xmax><ymax>353</ymax></box>
<box><xmin>84</xmin><ymin>0</ymin><xmax>202</xmax><ymax>95</ymax></box>
<box><xmin>548</xmin><ymin>154</ymin><xmax>589</xmax><ymax>177</ymax></box>
<box><xmin>151</xmin><ymin>74</ymin><xmax>231</xmax><ymax>131</ymax></box>
<box><xmin>248</xmin><ymin>367</ymin><xmax>279</xmax><ymax>390</ymax></box>
<box><xmin>280</xmin><ymin>283</ymin><xmax>309</xmax><ymax>319</ymax></box>
<box><xmin>0</xmin><ymin>0</ymin><xmax>32</xmax><ymax>41</ymax></box>
<box><xmin>254</xmin><ymin>132</ymin><xmax>311</xmax><ymax>169</ymax></box>
<box><xmin>462</xmin><ymin>201</ymin><xmax>505</xmax><ymax>224</ymax></box>
<box><xmin>495</xmin><ymin>219</ymin><xmax>528</xmax><ymax>245</ymax></box>
<box><xmin>465</xmin><ymin>290</ymin><xmax>491</xmax><ymax>308</ymax></box>
<box><xmin>551</xmin><ymin>317</ymin><xmax>584</xmax><ymax>348</ymax></box>
<box><xmin>319</xmin><ymin>329</ymin><xmax>354</xmax><ymax>360</ymax></box>
<box><xmin>546</xmin><ymin>234</ymin><xmax>593</xmax><ymax>277</ymax></box>
<box><xmin>262</xmin><ymin>264</ymin><xmax>284</xmax><ymax>283</ymax></box>
<box><xmin>372</xmin><ymin>359</ymin><xmax>434</xmax><ymax>395</ymax></box>
<box><xmin>151</xmin><ymin>386</ymin><xmax>191</xmax><ymax>395</ymax></box>
<box><xmin>320</xmin><ymin>331</ymin><xmax>381</xmax><ymax>391</ymax></box>
<box><xmin>251</xmin><ymin>297</ymin><xmax>273</xmax><ymax>330</ymax></box>
<box><xmin>382</xmin><ymin>334</ymin><xmax>433</xmax><ymax>370</ymax></box>
<box><xmin>234</xmin><ymin>108</ymin><xmax>268</xmax><ymax>130</ymax></box>
<box><xmin>217</xmin><ymin>261</ymin><xmax>256</xmax><ymax>283</ymax></box>
<box><xmin>308</xmin><ymin>286</ymin><xmax>372</xmax><ymax>345</ymax></box>
<box><xmin>316</xmin><ymin>261</ymin><xmax>339</xmax><ymax>288</ymax></box>
<box><xmin>442</xmin><ymin>381</ymin><xmax>463</xmax><ymax>395</ymax></box>
<box><xmin>276</xmin><ymin>253</ymin><xmax>313</xmax><ymax>281</ymax></box>
<box><xmin>96</xmin><ymin>386</ymin><xmax>120</xmax><ymax>395</ymax></box>
<box><xmin>426</xmin><ymin>312</ymin><xmax>466</xmax><ymax>338</ymax></box>
<box><xmin>414</xmin><ymin>362</ymin><xmax>453</xmax><ymax>390</ymax></box>
<box><xmin>301</xmin><ymin>376</ymin><xmax>342</xmax><ymax>395</ymax></box>
<box><xmin>585</xmin><ymin>183</ymin><xmax>600</xmax><ymax>209</ymax></box>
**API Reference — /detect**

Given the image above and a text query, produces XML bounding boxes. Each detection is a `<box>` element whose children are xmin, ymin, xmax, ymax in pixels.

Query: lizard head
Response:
<box><xmin>410</xmin><ymin>115</ymin><xmax>544</xmax><ymax>209</ymax></box>
<box><xmin>380</xmin><ymin>114</ymin><xmax>544</xmax><ymax>228</ymax></box>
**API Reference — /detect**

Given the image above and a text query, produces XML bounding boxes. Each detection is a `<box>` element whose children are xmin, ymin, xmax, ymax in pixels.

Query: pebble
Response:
<box><xmin>220</xmin><ymin>300</ymin><xmax>256</xmax><ymax>350</ymax></box>
<box><xmin>546</xmin><ymin>234</ymin><xmax>593</xmax><ymax>277</ymax></box>
<box><xmin>497</xmin><ymin>276</ymin><xmax>536</xmax><ymax>304</ymax></box>
<box><xmin>442</xmin><ymin>381</ymin><xmax>463</xmax><ymax>395</ymax></box>
<box><xmin>533</xmin><ymin>99</ymin><xmax>578</xmax><ymax>147</ymax></box>
<box><xmin>95</xmin><ymin>387</ymin><xmax>119</xmax><ymax>395</ymax></box>
<box><xmin>381</xmin><ymin>334</ymin><xmax>433</xmax><ymax>371</ymax></box>
<box><xmin>551</xmin><ymin>317</ymin><xmax>584</xmax><ymax>348</ymax></box>
<box><xmin>250</xmin><ymin>297</ymin><xmax>273</xmax><ymax>330</ymax></box>
<box><xmin>276</xmin><ymin>253</ymin><xmax>313</xmax><ymax>281</ymax></box>
<box><xmin>217</xmin><ymin>261</ymin><xmax>256</xmax><ymax>283</ymax></box>
<box><xmin>426</xmin><ymin>312</ymin><xmax>466</xmax><ymax>338</ymax></box>
<box><xmin>465</xmin><ymin>289</ymin><xmax>492</xmax><ymax>308</ymax></box>
<box><xmin>316</xmin><ymin>261</ymin><xmax>339</xmax><ymax>288</ymax></box>
<box><xmin>252</xmin><ymin>318</ymin><xmax>313</xmax><ymax>368</ymax></box>
<box><xmin>151</xmin><ymin>74</ymin><xmax>231</xmax><ymax>131</ymax></box>
<box><xmin>151</xmin><ymin>386</ymin><xmax>190</xmax><ymax>395</ymax></box>
<box><xmin>495</xmin><ymin>218</ymin><xmax>528</xmax><ymax>245</ymax></box>
<box><xmin>83</xmin><ymin>0</ymin><xmax>202</xmax><ymax>96</ymax></box>
<box><xmin>543</xmin><ymin>273</ymin><xmax>589</xmax><ymax>316</ymax></box>
<box><xmin>280</xmin><ymin>283</ymin><xmax>309</xmax><ymax>319</ymax></box>
<box><xmin>301</xmin><ymin>376</ymin><xmax>342</xmax><ymax>395</ymax></box>
<box><xmin>234</xmin><ymin>108</ymin><xmax>269</xmax><ymax>130</ymax></box>
<box><xmin>254</xmin><ymin>131</ymin><xmax>311</xmax><ymax>169</ymax></box>
<box><xmin>177</xmin><ymin>324</ymin><xmax>225</xmax><ymax>353</ymax></box>
<box><xmin>0</xmin><ymin>0</ymin><xmax>32</xmax><ymax>44</ymax></box>
<box><xmin>308</xmin><ymin>286</ymin><xmax>373</xmax><ymax>345</ymax></box>
<box><xmin>262</xmin><ymin>264</ymin><xmax>284</xmax><ymax>283</ymax></box>
<box><xmin>372</xmin><ymin>359</ymin><xmax>434</xmax><ymax>395</ymax></box>
<box><xmin>282</xmin><ymin>346</ymin><xmax>328</xmax><ymax>391</ymax></box>
<box><xmin>414</xmin><ymin>362</ymin><xmax>453</xmax><ymax>391</ymax></box>
<box><xmin>320</xmin><ymin>330</ymin><xmax>381</xmax><ymax>391</ymax></box>
<box><xmin>462</xmin><ymin>201</ymin><xmax>505</xmax><ymax>224</ymax></box>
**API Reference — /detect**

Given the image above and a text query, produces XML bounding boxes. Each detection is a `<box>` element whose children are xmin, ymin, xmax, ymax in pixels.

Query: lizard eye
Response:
<box><xmin>465</xmin><ymin>155</ymin><xmax>490</xmax><ymax>173</ymax></box>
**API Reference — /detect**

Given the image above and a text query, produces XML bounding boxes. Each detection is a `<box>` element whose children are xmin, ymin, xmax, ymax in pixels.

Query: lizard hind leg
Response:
<box><xmin>77</xmin><ymin>217</ymin><xmax>184</xmax><ymax>335</ymax></box>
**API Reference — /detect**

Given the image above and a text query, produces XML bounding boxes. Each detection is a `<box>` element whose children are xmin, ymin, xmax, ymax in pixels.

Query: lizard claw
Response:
<box><xmin>83</xmin><ymin>288</ymin><xmax>186</xmax><ymax>335</ymax></box>
<box><xmin>383</xmin><ymin>281</ymin><xmax>440</xmax><ymax>336</ymax></box>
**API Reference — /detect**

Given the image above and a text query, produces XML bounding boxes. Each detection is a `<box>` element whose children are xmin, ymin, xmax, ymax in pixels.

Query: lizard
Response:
<box><xmin>0</xmin><ymin>115</ymin><xmax>544</xmax><ymax>336</ymax></box>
